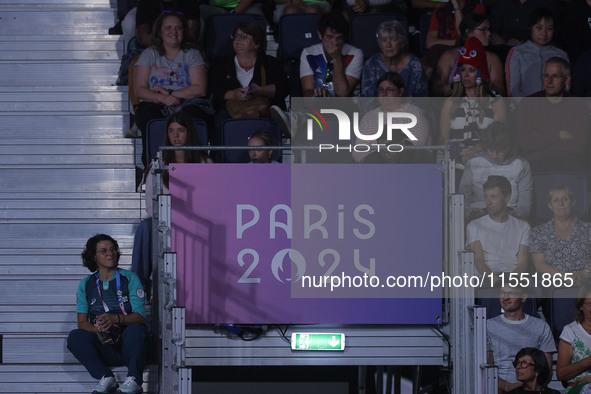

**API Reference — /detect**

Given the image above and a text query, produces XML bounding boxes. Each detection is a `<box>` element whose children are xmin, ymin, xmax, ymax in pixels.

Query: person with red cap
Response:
<box><xmin>438</xmin><ymin>36</ymin><xmax>507</xmax><ymax>166</ymax></box>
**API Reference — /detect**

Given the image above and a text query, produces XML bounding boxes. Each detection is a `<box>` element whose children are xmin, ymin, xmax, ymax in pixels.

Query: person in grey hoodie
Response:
<box><xmin>505</xmin><ymin>7</ymin><xmax>568</xmax><ymax>98</ymax></box>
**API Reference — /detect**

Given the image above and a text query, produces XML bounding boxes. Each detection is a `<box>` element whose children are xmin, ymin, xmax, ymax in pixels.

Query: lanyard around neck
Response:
<box><xmin>95</xmin><ymin>269</ymin><xmax>127</xmax><ymax>315</ymax></box>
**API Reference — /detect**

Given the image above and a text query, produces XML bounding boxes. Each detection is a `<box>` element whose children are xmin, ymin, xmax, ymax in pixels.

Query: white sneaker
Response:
<box><xmin>270</xmin><ymin>105</ymin><xmax>292</xmax><ymax>138</ymax></box>
<box><xmin>118</xmin><ymin>376</ymin><xmax>143</xmax><ymax>393</ymax></box>
<box><xmin>92</xmin><ymin>375</ymin><xmax>118</xmax><ymax>393</ymax></box>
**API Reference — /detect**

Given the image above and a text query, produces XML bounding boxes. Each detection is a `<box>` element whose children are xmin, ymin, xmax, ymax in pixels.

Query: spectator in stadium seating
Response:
<box><xmin>425</xmin><ymin>0</ymin><xmax>484</xmax><ymax>50</ymax></box>
<box><xmin>67</xmin><ymin>234</ymin><xmax>148</xmax><ymax>394</ymax></box>
<box><xmin>516</xmin><ymin>57</ymin><xmax>588</xmax><ymax>173</ymax></box>
<box><xmin>557</xmin><ymin>285</ymin><xmax>591</xmax><ymax>392</ymax></box>
<box><xmin>354</xmin><ymin>71</ymin><xmax>431</xmax><ymax>163</ymax></box>
<box><xmin>134</xmin><ymin>12</ymin><xmax>208</xmax><ymax>167</ymax></box>
<box><xmin>300</xmin><ymin>12</ymin><xmax>363</xmax><ymax>97</ymax></box>
<box><xmin>466</xmin><ymin>175</ymin><xmax>529</xmax><ymax>278</ymax></box>
<box><xmin>438</xmin><ymin>37</ymin><xmax>506</xmax><ymax>164</ymax></box>
<box><xmin>209</xmin><ymin>22</ymin><xmax>288</xmax><ymax>145</ymax></box>
<box><xmin>530</xmin><ymin>185</ymin><xmax>591</xmax><ymax>282</ymax></box>
<box><xmin>248</xmin><ymin>130</ymin><xmax>278</xmax><ymax>163</ymax></box>
<box><xmin>505</xmin><ymin>7</ymin><xmax>568</xmax><ymax>98</ymax></box>
<box><xmin>487</xmin><ymin>286</ymin><xmax>556</xmax><ymax>392</ymax></box>
<box><xmin>508</xmin><ymin>347</ymin><xmax>560</xmax><ymax>393</ymax></box>
<box><xmin>459</xmin><ymin>122</ymin><xmax>532</xmax><ymax>223</ymax></box>
<box><xmin>135</xmin><ymin>0</ymin><xmax>201</xmax><ymax>48</ymax></box>
<box><xmin>361</xmin><ymin>20</ymin><xmax>427</xmax><ymax>98</ymax></box>
<box><xmin>133</xmin><ymin>112</ymin><xmax>211</xmax><ymax>290</ymax></box>
<box><xmin>432</xmin><ymin>12</ymin><xmax>505</xmax><ymax>96</ymax></box>
<box><xmin>337</xmin><ymin>0</ymin><xmax>407</xmax><ymax>22</ymax></box>
<box><xmin>560</xmin><ymin>0</ymin><xmax>591</xmax><ymax>66</ymax></box>
<box><xmin>199</xmin><ymin>0</ymin><xmax>266</xmax><ymax>23</ymax></box>
<box><xmin>273</xmin><ymin>0</ymin><xmax>331</xmax><ymax>24</ymax></box>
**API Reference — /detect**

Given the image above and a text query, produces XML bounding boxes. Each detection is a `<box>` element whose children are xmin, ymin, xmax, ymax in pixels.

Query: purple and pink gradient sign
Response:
<box><xmin>170</xmin><ymin>164</ymin><xmax>442</xmax><ymax>324</ymax></box>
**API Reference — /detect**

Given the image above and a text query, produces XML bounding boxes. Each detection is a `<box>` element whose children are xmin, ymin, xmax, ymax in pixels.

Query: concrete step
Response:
<box><xmin>0</xmin><ymin>60</ymin><xmax>120</xmax><ymax>86</ymax></box>
<box><xmin>2</xmin><ymin>167</ymin><xmax>136</xmax><ymax>191</ymax></box>
<box><xmin>0</xmin><ymin>7</ymin><xmax>115</xmax><ymax>35</ymax></box>
<box><xmin>0</xmin><ymin>35</ymin><xmax>125</xmax><ymax>60</ymax></box>
<box><xmin>1</xmin><ymin>112</ymin><xmax>129</xmax><ymax>137</ymax></box>
<box><xmin>0</xmin><ymin>364</ymin><xmax>158</xmax><ymax>394</ymax></box>
<box><xmin>0</xmin><ymin>91</ymin><xmax>128</xmax><ymax>112</ymax></box>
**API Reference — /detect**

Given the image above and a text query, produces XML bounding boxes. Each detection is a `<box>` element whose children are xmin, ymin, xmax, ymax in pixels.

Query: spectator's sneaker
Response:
<box><xmin>117</xmin><ymin>376</ymin><xmax>143</xmax><ymax>393</ymax></box>
<box><xmin>108</xmin><ymin>21</ymin><xmax>123</xmax><ymax>35</ymax></box>
<box><xmin>92</xmin><ymin>375</ymin><xmax>118</xmax><ymax>394</ymax></box>
<box><xmin>270</xmin><ymin>105</ymin><xmax>292</xmax><ymax>138</ymax></box>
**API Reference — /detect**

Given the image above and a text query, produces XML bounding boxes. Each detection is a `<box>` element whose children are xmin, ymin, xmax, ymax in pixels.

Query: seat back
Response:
<box><xmin>146</xmin><ymin>117</ymin><xmax>208</xmax><ymax>162</ymax></box>
<box><xmin>277</xmin><ymin>13</ymin><xmax>323</xmax><ymax>98</ymax></box>
<box><xmin>221</xmin><ymin>118</ymin><xmax>282</xmax><ymax>163</ymax></box>
<box><xmin>550</xmin><ymin>287</ymin><xmax>579</xmax><ymax>343</ymax></box>
<box><xmin>204</xmin><ymin>13</ymin><xmax>267</xmax><ymax>60</ymax></box>
<box><xmin>532</xmin><ymin>172</ymin><xmax>588</xmax><ymax>222</ymax></box>
<box><xmin>349</xmin><ymin>13</ymin><xmax>408</xmax><ymax>60</ymax></box>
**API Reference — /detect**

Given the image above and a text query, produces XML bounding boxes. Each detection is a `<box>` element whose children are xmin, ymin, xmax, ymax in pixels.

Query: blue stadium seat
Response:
<box><xmin>220</xmin><ymin>118</ymin><xmax>282</xmax><ymax>163</ymax></box>
<box><xmin>476</xmin><ymin>287</ymin><xmax>537</xmax><ymax>319</ymax></box>
<box><xmin>277</xmin><ymin>13</ymin><xmax>323</xmax><ymax>98</ymax></box>
<box><xmin>549</xmin><ymin>287</ymin><xmax>579</xmax><ymax>344</ymax></box>
<box><xmin>349</xmin><ymin>13</ymin><xmax>408</xmax><ymax>60</ymax></box>
<box><xmin>145</xmin><ymin>117</ymin><xmax>208</xmax><ymax>162</ymax></box>
<box><xmin>204</xmin><ymin>13</ymin><xmax>267</xmax><ymax>60</ymax></box>
<box><xmin>532</xmin><ymin>172</ymin><xmax>588</xmax><ymax>222</ymax></box>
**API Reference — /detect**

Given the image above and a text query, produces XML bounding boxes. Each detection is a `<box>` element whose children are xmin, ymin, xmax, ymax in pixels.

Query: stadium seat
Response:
<box><xmin>277</xmin><ymin>13</ymin><xmax>323</xmax><ymax>98</ymax></box>
<box><xmin>549</xmin><ymin>286</ymin><xmax>579</xmax><ymax>344</ymax></box>
<box><xmin>146</xmin><ymin>117</ymin><xmax>208</xmax><ymax>162</ymax></box>
<box><xmin>532</xmin><ymin>172</ymin><xmax>588</xmax><ymax>223</ymax></box>
<box><xmin>572</xmin><ymin>49</ymin><xmax>591</xmax><ymax>97</ymax></box>
<box><xmin>204</xmin><ymin>13</ymin><xmax>267</xmax><ymax>60</ymax></box>
<box><xmin>349</xmin><ymin>13</ymin><xmax>408</xmax><ymax>60</ymax></box>
<box><xmin>220</xmin><ymin>118</ymin><xmax>282</xmax><ymax>163</ymax></box>
<box><xmin>419</xmin><ymin>13</ymin><xmax>431</xmax><ymax>57</ymax></box>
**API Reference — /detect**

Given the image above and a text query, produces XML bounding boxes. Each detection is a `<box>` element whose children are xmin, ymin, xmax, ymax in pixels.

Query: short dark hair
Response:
<box><xmin>81</xmin><ymin>234</ymin><xmax>121</xmax><ymax>272</ymax></box>
<box><xmin>232</xmin><ymin>21</ymin><xmax>266</xmax><ymax>55</ymax></box>
<box><xmin>459</xmin><ymin>12</ymin><xmax>489</xmax><ymax>45</ymax></box>
<box><xmin>483</xmin><ymin>175</ymin><xmax>512</xmax><ymax>197</ymax></box>
<box><xmin>376</xmin><ymin>71</ymin><xmax>406</xmax><ymax>96</ymax></box>
<box><xmin>545</xmin><ymin>56</ymin><xmax>571</xmax><ymax>76</ymax></box>
<box><xmin>152</xmin><ymin>12</ymin><xmax>192</xmax><ymax>56</ymax></box>
<box><xmin>529</xmin><ymin>7</ymin><xmax>555</xmax><ymax>29</ymax></box>
<box><xmin>249</xmin><ymin>129</ymin><xmax>275</xmax><ymax>146</ymax></box>
<box><xmin>479</xmin><ymin>122</ymin><xmax>516</xmax><ymax>161</ymax></box>
<box><xmin>318</xmin><ymin>12</ymin><xmax>348</xmax><ymax>37</ymax></box>
<box><xmin>514</xmin><ymin>347</ymin><xmax>551</xmax><ymax>387</ymax></box>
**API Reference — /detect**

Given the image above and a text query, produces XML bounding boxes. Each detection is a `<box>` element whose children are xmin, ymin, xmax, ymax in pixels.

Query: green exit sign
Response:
<box><xmin>291</xmin><ymin>333</ymin><xmax>345</xmax><ymax>351</ymax></box>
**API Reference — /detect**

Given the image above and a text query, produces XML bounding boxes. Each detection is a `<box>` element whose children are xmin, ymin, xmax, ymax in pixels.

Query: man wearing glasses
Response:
<box><xmin>487</xmin><ymin>285</ymin><xmax>556</xmax><ymax>392</ymax></box>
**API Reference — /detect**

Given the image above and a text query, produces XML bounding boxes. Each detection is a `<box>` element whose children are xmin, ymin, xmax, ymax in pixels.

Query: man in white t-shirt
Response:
<box><xmin>487</xmin><ymin>286</ymin><xmax>556</xmax><ymax>392</ymax></box>
<box><xmin>466</xmin><ymin>175</ymin><xmax>530</xmax><ymax>281</ymax></box>
<box><xmin>299</xmin><ymin>12</ymin><xmax>363</xmax><ymax>97</ymax></box>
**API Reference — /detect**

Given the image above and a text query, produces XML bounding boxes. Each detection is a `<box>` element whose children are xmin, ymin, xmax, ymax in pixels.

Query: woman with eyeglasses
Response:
<box><xmin>353</xmin><ymin>71</ymin><xmax>431</xmax><ymax>163</ymax></box>
<box><xmin>433</xmin><ymin>12</ymin><xmax>505</xmax><ymax>97</ymax></box>
<box><xmin>134</xmin><ymin>11</ymin><xmax>208</xmax><ymax>167</ymax></box>
<box><xmin>209</xmin><ymin>22</ymin><xmax>289</xmax><ymax>146</ymax></box>
<box><xmin>557</xmin><ymin>286</ymin><xmax>591</xmax><ymax>393</ymax></box>
<box><xmin>361</xmin><ymin>20</ymin><xmax>427</xmax><ymax>98</ymax></box>
<box><xmin>67</xmin><ymin>234</ymin><xmax>149</xmax><ymax>394</ymax></box>
<box><xmin>508</xmin><ymin>347</ymin><xmax>560</xmax><ymax>393</ymax></box>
